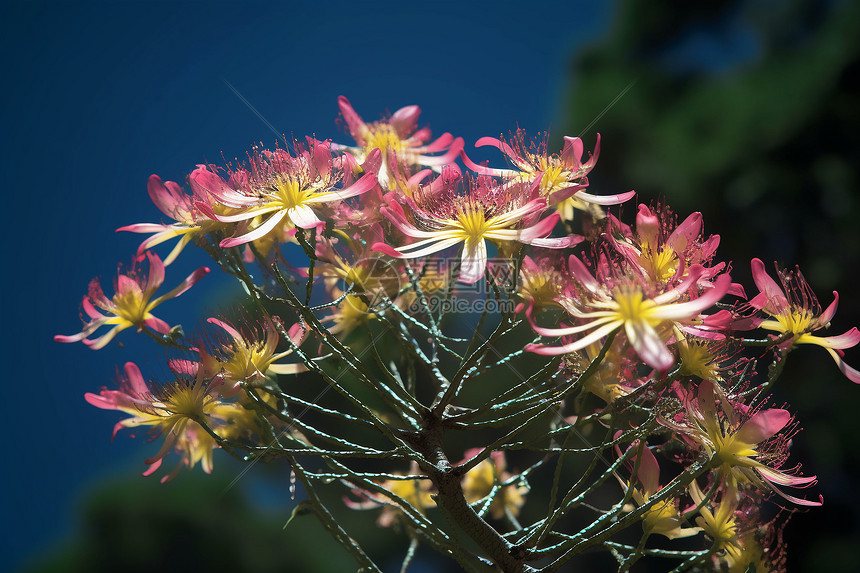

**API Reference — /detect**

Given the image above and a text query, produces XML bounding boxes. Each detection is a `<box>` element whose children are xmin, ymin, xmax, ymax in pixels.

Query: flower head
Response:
<box><xmin>55</xmin><ymin>252</ymin><xmax>209</xmax><ymax>349</ymax></box>
<box><xmin>373</xmin><ymin>175</ymin><xmax>581</xmax><ymax>284</ymax></box>
<box><xmin>615</xmin><ymin>438</ymin><xmax>700</xmax><ymax>539</ymax></box>
<box><xmin>749</xmin><ymin>258</ymin><xmax>860</xmax><ymax>383</ymax></box>
<box><xmin>193</xmin><ymin>140</ymin><xmax>379</xmax><ymax>247</ymax></box>
<box><xmin>343</xmin><ymin>464</ymin><xmax>436</xmax><ymax>528</ymax></box>
<box><xmin>461</xmin><ymin>130</ymin><xmax>634</xmax><ymax>214</ymax></box>
<box><xmin>116</xmin><ymin>174</ymin><xmax>205</xmax><ymax>266</ymax></box>
<box><xmin>459</xmin><ymin>449</ymin><xmax>528</xmax><ymax>520</ymax></box>
<box><xmin>85</xmin><ymin>362</ymin><xmax>222</xmax><ymax>482</ymax></box>
<box><xmin>527</xmin><ymin>256</ymin><xmax>731</xmax><ymax>371</ymax></box>
<box><xmin>336</xmin><ymin>96</ymin><xmax>463</xmax><ymax>189</ymax></box>
<box><xmin>201</xmin><ymin>318</ymin><xmax>307</xmax><ymax>398</ymax></box>
<box><xmin>663</xmin><ymin>381</ymin><xmax>822</xmax><ymax>506</ymax></box>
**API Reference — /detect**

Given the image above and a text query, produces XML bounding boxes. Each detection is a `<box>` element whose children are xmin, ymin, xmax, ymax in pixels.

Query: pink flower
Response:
<box><xmin>461</xmin><ymin>131</ymin><xmax>634</xmax><ymax>210</ymax></box>
<box><xmin>614</xmin><ymin>437</ymin><xmax>701</xmax><ymax>539</ymax></box>
<box><xmin>662</xmin><ymin>381</ymin><xmax>822</xmax><ymax>507</ymax></box>
<box><xmin>116</xmin><ymin>174</ymin><xmax>203</xmax><ymax>266</ymax></box>
<box><xmin>526</xmin><ymin>257</ymin><xmax>731</xmax><ymax>371</ymax></box>
<box><xmin>202</xmin><ymin>318</ymin><xmax>307</xmax><ymax>398</ymax></box>
<box><xmin>85</xmin><ymin>362</ymin><xmax>221</xmax><ymax>482</ymax></box>
<box><xmin>193</xmin><ymin>140</ymin><xmax>380</xmax><ymax>247</ymax></box>
<box><xmin>373</xmin><ymin>176</ymin><xmax>581</xmax><ymax>284</ymax></box>
<box><xmin>749</xmin><ymin>258</ymin><xmax>860</xmax><ymax>383</ymax></box>
<box><xmin>55</xmin><ymin>252</ymin><xmax>209</xmax><ymax>349</ymax></box>
<box><xmin>336</xmin><ymin>96</ymin><xmax>463</xmax><ymax>188</ymax></box>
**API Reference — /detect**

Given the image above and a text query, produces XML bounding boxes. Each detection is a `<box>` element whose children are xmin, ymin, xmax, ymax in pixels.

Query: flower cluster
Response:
<box><xmin>57</xmin><ymin>96</ymin><xmax>858</xmax><ymax>572</ymax></box>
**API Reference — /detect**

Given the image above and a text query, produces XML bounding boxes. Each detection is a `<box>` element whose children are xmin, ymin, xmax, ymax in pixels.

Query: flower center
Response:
<box><xmin>613</xmin><ymin>288</ymin><xmax>658</xmax><ymax>325</ymax></box>
<box><xmin>639</xmin><ymin>245</ymin><xmax>679</xmax><ymax>282</ymax></box>
<box><xmin>455</xmin><ymin>206</ymin><xmax>492</xmax><ymax>241</ymax></box>
<box><xmin>364</xmin><ymin>124</ymin><xmax>403</xmax><ymax>155</ymax></box>
<box><xmin>272</xmin><ymin>176</ymin><xmax>310</xmax><ymax>210</ymax></box>
<box><xmin>112</xmin><ymin>288</ymin><xmax>148</xmax><ymax>325</ymax></box>
<box><xmin>777</xmin><ymin>309</ymin><xmax>815</xmax><ymax>335</ymax></box>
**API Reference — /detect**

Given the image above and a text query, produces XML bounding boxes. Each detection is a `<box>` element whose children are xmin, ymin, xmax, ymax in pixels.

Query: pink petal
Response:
<box><xmin>208</xmin><ymin>317</ymin><xmax>243</xmax><ymax>342</ymax></box>
<box><xmin>518</xmin><ymin>213</ymin><xmax>560</xmax><ymax>243</ymax></box>
<box><xmin>189</xmin><ymin>168</ymin><xmax>253</xmax><ymax>208</ymax></box>
<box><xmin>816</xmin><ymin>328</ymin><xmax>860</xmax><ymax>350</ymax></box>
<box><xmin>117</xmin><ymin>223</ymin><xmax>171</xmax><ymax>234</ymax></box>
<box><xmin>560</xmin><ymin>136</ymin><xmax>584</xmax><ymax>168</ymax></box>
<box><xmin>310</xmin><ymin>140</ymin><xmax>333</xmax><ymax>178</ymax></box>
<box><xmin>825</xmin><ymin>347</ymin><xmax>860</xmax><ymax>383</ymax></box>
<box><xmin>567</xmin><ymin>255</ymin><xmax>600</xmax><ymax>293</ymax></box>
<box><xmin>124</xmin><ymin>362</ymin><xmax>149</xmax><ymax>394</ymax></box>
<box><xmin>651</xmin><ymin>274</ymin><xmax>731</xmax><ymax>321</ymax></box>
<box><xmin>142</xmin><ymin>458</ymin><xmax>163</xmax><ymax>477</ymax></box>
<box><xmin>820</xmin><ymin>291</ymin><xmax>840</xmax><ymax>324</ymax></box>
<box><xmin>525</xmin><ymin>320</ymin><xmax>622</xmax><ymax>356</ymax></box>
<box><xmin>390</xmin><ymin>104</ymin><xmax>420</xmax><ymax>137</ymax></box>
<box><xmin>636</xmin><ymin>445</ymin><xmax>661</xmax><ymax>496</ymax></box>
<box><xmin>419</xmin><ymin>132</ymin><xmax>454</xmax><ymax>153</ymax></box>
<box><xmin>149</xmin><ymin>266</ymin><xmax>210</xmax><ymax>307</ymax></box>
<box><xmin>460</xmin><ymin>149</ymin><xmax>505</xmax><ymax>176</ymax></box>
<box><xmin>143</xmin><ymin>252</ymin><xmax>166</xmax><ymax>300</ymax></box>
<box><xmin>372</xmin><ymin>242</ymin><xmax>404</xmax><ymax>257</ymax></box>
<box><xmin>475</xmin><ymin>136</ymin><xmax>518</xmax><ymax>161</ymax></box>
<box><xmin>667</xmin><ymin>212</ymin><xmax>702</xmax><ymax>251</ymax></box>
<box><xmin>750</xmin><ymin>258</ymin><xmax>789</xmax><ymax>312</ymax></box>
<box><xmin>82</xmin><ymin>324</ymin><xmax>125</xmax><ymax>350</ymax></box>
<box><xmin>147</xmin><ymin>174</ymin><xmax>181</xmax><ymax>219</ymax></box>
<box><xmin>337</xmin><ymin>95</ymin><xmax>366</xmax><ymax>143</ymax></box>
<box><xmin>144</xmin><ymin>316</ymin><xmax>171</xmax><ymax>334</ymax></box>
<box><xmin>417</xmin><ymin>137</ymin><xmax>464</xmax><ymax>167</ymax></box>
<box><xmin>735</xmin><ymin>408</ymin><xmax>791</xmax><ymax>445</ymax></box>
<box><xmin>526</xmin><ymin>235</ymin><xmax>584</xmax><ymax>249</ymax></box>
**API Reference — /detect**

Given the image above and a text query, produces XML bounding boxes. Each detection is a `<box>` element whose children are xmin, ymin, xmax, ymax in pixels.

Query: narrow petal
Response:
<box><xmin>268</xmin><ymin>363</ymin><xmax>309</xmax><ymax>375</ymax></box>
<box><xmin>337</xmin><ymin>95</ymin><xmax>367</xmax><ymax>142</ymax></box>
<box><xmin>568</xmin><ymin>255</ymin><xmax>600</xmax><ymax>293</ymax></box>
<box><xmin>825</xmin><ymin>347</ymin><xmax>860</xmax><ymax>383</ymax></box>
<box><xmin>374</xmin><ymin>237</ymin><xmax>462</xmax><ymax>260</ymax></box>
<box><xmin>148</xmin><ymin>267</ymin><xmax>210</xmax><ymax>308</ymax></box>
<box><xmin>801</xmin><ymin>328</ymin><xmax>860</xmax><ymax>350</ymax></box>
<box><xmin>458</xmin><ymin>239</ymin><xmax>488</xmax><ymax>284</ymax></box>
<box><xmin>221</xmin><ymin>210</ymin><xmax>289</xmax><ymax>248</ymax></box>
<box><xmin>460</xmin><ymin>149</ymin><xmax>506</xmax><ymax>176</ymax></box>
<box><xmin>651</xmin><ymin>274</ymin><xmax>731</xmax><ymax>321</ymax></box>
<box><xmin>82</xmin><ymin>324</ymin><xmax>127</xmax><ymax>350</ymax></box>
<box><xmin>143</xmin><ymin>252</ymin><xmax>166</xmax><ymax>301</ymax></box>
<box><xmin>526</xmin><ymin>235</ymin><xmax>584</xmax><ymax>249</ymax></box>
<box><xmin>117</xmin><ymin>223</ymin><xmax>172</xmax><ymax>234</ymax></box>
<box><xmin>526</xmin><ymin>320</ymin><xmax>622</xmax><ymax>356</ymax></box>
<box><xmin>573</xmin><ymin>190</ymin><xmax>636</xmax><ymax>206</ymax></box>
<box><xmin>820</xmin><ymin>291</ymin><xmax>840</xmax><ymax>324</ymax></box>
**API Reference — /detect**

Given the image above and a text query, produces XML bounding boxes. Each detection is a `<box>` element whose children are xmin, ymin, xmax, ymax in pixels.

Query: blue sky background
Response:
<box><xmin>1</xmin><ymin>1</ymin><xmax>615</xmax><ymax>569</ymax></box>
